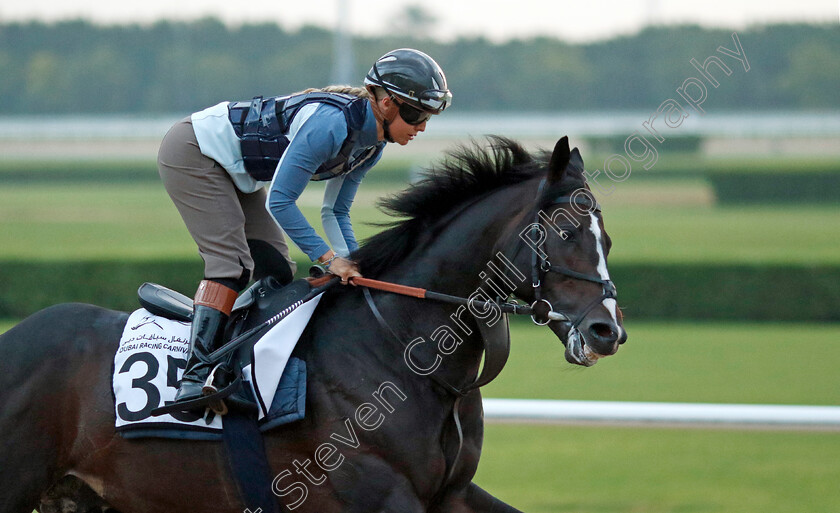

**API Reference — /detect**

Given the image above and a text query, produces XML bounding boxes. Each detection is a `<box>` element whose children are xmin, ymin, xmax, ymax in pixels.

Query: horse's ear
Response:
<box><xmin>570</xmin><ymin>147</ymin><xmax>584</xmax><ymax>170</ymax></box>
<box><xmin>548</xmin><ymin>136</ymin><xmax>571</xmax><ymax>183</ymax></box>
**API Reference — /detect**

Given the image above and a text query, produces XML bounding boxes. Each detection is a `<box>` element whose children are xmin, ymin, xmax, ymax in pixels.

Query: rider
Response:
<box><xmin>157</xmin><ymin>48</ymin><xmax>452</xmax><ymax>408</ymax></box>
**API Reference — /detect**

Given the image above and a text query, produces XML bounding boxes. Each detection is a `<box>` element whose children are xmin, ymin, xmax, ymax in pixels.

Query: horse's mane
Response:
<box><xmin>354</xmin><ymin>136</ymin><xmax>544</xmax><ymax>277</ymax></box>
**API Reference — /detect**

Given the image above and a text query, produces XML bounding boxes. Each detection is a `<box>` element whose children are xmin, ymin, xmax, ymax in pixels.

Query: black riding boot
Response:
<box><xmin>173</xmin><ymin>304</ymin><xmax>229</xmax><ymax>403</ymax></box>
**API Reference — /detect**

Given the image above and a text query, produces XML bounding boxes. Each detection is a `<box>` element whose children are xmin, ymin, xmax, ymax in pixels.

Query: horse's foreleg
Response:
<box><xmin>434</xmin><ymin>482</ymin><xmax>523</xmax><ymax>513</ymax></box>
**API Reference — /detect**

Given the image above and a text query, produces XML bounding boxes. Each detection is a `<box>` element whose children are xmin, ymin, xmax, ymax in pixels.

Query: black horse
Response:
<box><xmin>0</xmin><ymin>136</ymin><xmax>625</xmax><ymax>513</ymax></box>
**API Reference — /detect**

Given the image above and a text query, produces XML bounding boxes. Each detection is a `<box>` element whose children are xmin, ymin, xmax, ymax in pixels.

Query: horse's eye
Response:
<box><xmin>559</xmin><ymin>229</ymin><xmax>575</xmax><ymax>241</ymax></box>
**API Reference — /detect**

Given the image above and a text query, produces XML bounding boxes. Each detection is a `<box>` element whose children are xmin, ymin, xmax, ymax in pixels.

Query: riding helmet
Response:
<box><xmin>364</xmin><ymin>48</ymin><xmax>452</xmax><ymax>114</ymax></box>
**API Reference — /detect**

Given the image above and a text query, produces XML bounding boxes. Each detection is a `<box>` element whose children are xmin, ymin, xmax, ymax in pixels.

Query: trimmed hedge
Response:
<box><xmin>0</xmin><ymin>260</ymin><xmax>204</xmax><ymax>319</ymax></box>
<box><xmin>1</xmin><ymin>260</ymin><xmax>838</xmax><ymax>322</ymax></box>
<box><xmin>584</xmin><ymin>135</ymin><xmax>703</xmax><ymax>155</ymax></box>
<box><xmin>708</xmin><ymin>167</ymin><xmax>840</xmax><ymax>204</ymax></box>
<box><xmin>610</xmin><ymin>264</ymin><xmax>840</xmax><ymax>322</ymax></box>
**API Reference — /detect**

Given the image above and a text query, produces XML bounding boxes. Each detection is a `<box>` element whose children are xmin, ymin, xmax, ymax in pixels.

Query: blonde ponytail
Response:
<box><xmin>293</xmin><ymin>85</ymin><xmax>371</xmax><ymax>99</ymax></box>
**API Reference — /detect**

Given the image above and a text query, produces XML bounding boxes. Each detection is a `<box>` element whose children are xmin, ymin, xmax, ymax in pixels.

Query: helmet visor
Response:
<box><xmin>417</xmin><ymin>88</ymin><xmax>452</xmax><ymax>113</ymax></box>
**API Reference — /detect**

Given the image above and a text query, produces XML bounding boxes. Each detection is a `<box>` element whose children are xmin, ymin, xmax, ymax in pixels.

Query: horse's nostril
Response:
<box><xmin>589</xmin><ymin>322</ymin><xmax>615</xmax><ymax>341</ymax></box>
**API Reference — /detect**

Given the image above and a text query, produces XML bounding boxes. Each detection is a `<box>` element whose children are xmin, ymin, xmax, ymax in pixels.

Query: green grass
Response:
<box><xmin>477</xmin><ymin>321</ymin><xmax>840</xmax><ymax>512</ymax></box>
<box><xmin>0</xmin><ymin>182</ymin><xmax>383</xmax><ymax>262</ymax></box>
<box><xmin>602</xmin><ymin>204</ymin><xmax>840</xmax><ymax>265</ymax></box>
<box><xmin>480</xmin><ymin>320</ymin><xmax>840</xmax><ymax>513</ymax></box>
<box><xmin>0</xmin><ymin>183</ymin><xmax>197</xmax><ymax>260</ymax></box>
<box><xmin>487</xmin><ymin>321</ymin><xmax>840</xmax><ymax>405</ymax></box>
<box><xmin>1</xmin><ymin>182</ymin><xmax>839</xmax><ymax>265</ymax></box>
<box><xmin>475</xmin><ymin>424</ymin><xmax>840</xmax><ymax>513</ymax></box>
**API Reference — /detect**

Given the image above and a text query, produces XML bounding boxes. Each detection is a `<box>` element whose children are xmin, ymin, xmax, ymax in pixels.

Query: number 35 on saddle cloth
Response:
<box><xmin>112</xmin><ymin>278</ymin><xmax>323</xmax><ymax>440</ymax></box>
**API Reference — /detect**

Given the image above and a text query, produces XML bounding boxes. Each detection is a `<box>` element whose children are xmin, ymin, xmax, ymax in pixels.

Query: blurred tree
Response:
<box><xmin>0</xmin><ymin>20</ymin><xmax>837</xmax><ymax>113</ymax></box>
<box><xmin>0</xmin><ymin>51</ymin><xmax>14</xmax><ymax>102</ymax></box>
<box><xmin>389</xmin><ymin>5</ymin><xmax>438</xmax><ymax>40</ymax></box>
<box><xmin>777</xmin><ymin>41</ymin><xmax>840</xmax><ymax>108</ymax></box>
<box><xmin>71</xmin><ymin>47</ymin><xmax>136</xmax><ymax>112</ymax></box>
<box><xmin>22</xmin><ymin>52</ymin><xmax>68</xmax><ymax>110</ymax></box>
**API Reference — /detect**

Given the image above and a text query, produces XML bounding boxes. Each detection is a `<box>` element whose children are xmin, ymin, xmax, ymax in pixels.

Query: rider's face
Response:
<box><xmin>378</xmin><ymin>95</ymin><xmax>428</xmax><ymax>146</ymax></box>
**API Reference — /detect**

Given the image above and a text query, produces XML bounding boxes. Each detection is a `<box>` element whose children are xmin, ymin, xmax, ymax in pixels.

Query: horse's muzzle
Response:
<box><xmin>558</xmin><ymin>318</ymin><xmax>626</xmax><ymax>367</ymax></box>
<box><xmin>581</xmin><ymin>318</ymin><xmax>626</xmax><ymax>357</ymax></box>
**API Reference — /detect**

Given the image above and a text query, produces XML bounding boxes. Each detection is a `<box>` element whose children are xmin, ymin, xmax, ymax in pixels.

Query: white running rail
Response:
<box><xmin>483</xmin><ymin>399</ymin><xmax>840</xmax><ymax>430</ymax></box>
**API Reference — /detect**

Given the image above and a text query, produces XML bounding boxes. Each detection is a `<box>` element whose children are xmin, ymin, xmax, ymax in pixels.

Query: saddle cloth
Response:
<box><xmin>112</xmin><ymin>295</ymin><xmax>321</xmax><ymax>440</ymax></box>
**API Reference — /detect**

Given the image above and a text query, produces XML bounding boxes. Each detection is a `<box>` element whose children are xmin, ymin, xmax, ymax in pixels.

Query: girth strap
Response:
<box><xmin>222</xmin><ymin>410</ymin><xmax>286</xmax><ymax>513</ymax></box>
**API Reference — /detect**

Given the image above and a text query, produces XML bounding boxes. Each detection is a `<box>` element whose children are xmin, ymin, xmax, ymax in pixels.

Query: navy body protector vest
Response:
<box><xmin>228</xmin><ymin>92</ymin><xmax>379</xmax><ymax>182</ymax></box>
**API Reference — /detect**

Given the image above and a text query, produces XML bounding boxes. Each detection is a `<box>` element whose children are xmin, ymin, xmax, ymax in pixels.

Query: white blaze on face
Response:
<box><xmin>588</xmin><ymin>213</ymin><xmax>623</xmax><ymax>340</ymax></box>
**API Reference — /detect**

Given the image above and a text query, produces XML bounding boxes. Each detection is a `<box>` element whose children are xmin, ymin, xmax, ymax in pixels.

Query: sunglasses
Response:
<box><xmin>391</xmin><ymin>96</ymin><xmax>433</xmax><ymax>125</ymax></box>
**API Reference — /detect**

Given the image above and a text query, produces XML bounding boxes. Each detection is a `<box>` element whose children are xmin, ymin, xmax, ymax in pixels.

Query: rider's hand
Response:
<box><xmin>326</xmin><ymin>256</ymin><xmax>362</xmax><ymax>284</ymax></box>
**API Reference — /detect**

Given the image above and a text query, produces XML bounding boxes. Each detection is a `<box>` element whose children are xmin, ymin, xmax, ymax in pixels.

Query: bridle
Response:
<box><xmin>515</xmin><ymin>179</ymin><xmax>617</xmax><ymax>329</ymax></box>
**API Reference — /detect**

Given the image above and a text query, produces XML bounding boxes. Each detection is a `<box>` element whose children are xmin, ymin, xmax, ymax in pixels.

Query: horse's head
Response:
<box><xmin>503</xmin><ymin>136</ymin><xmax>626</xmax><ymax>366</ymax></box>
<box><xmin>355</xmin><ymin>135</ymin><xmax>625</xmax><ymax>366</ymax></box>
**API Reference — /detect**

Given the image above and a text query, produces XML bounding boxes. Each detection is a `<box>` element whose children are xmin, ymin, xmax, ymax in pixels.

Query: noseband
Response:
<box><xmin>523</xmin><ymin>180</ymin><xmax>617</xmax><ymax>329</ymax></box>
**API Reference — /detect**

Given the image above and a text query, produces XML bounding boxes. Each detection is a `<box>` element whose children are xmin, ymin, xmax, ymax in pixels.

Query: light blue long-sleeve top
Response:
<box><xmin>192</xmin><ymin>98</ymin><xmax>384</xmax><ymax>261</ymax></box>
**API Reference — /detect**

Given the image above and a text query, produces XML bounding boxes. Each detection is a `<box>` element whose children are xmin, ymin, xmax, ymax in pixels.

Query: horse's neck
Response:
<box><xmin>375</xmin><ymin>182</ymin><xmax>533</xmax><ymax>389</ymax></box>
<box><xmin>413</xmin><ymin>183</ymin><xmax>532</xmax><ymax>296</ymax></box>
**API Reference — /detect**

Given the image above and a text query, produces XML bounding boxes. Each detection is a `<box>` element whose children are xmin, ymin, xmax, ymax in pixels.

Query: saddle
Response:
<box><xmin>142</xmin><ymin>276</ymin><xmax>324</xmax><ymax>418</ymax></box>
<box><xmin>138</xmin><ymin>275</ymin><xmax>308</xmax><ymax>325</ymax></box>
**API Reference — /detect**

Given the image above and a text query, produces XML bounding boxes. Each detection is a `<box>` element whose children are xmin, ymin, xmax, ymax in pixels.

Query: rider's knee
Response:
<box><xmin>248</xmin><ymin>239</ymin><xmax>294</xmax><ymax>286</ymax></box>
